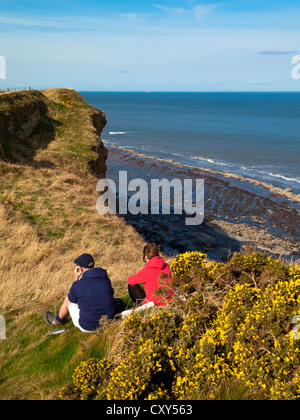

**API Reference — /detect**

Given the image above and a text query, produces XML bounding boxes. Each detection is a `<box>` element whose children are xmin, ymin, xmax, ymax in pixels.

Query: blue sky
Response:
<box><xmin>0</xmin><ymin>0</ymin><xmax>299</xmax><ymax>91</ymax></box>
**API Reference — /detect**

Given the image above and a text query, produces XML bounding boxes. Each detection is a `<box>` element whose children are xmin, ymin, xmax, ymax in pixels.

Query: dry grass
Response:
<box><xmin>0</xmin><ymin>89</ymin><xmax>146</xmax><ymax>315</ymax></box>
<box><xmin>0</xmin><ymin>164</ymin><xmax>146</xmax><ymax>313</ymax></box>
<box><xmin>0</xmin><ymin>88</ymin><xmax>170</xmax><ymax>400</ymax></box>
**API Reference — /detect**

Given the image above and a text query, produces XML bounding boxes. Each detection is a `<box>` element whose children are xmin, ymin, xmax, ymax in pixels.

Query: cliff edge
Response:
<box><xmin>0</xmin><ymin>88</ymin><xmax>147</xmax><ymax>400</ymax></box>
<box><xmin>0</xmin><ymin>88</ymin><xmax>107</xmax><ymax>178</ymax></box>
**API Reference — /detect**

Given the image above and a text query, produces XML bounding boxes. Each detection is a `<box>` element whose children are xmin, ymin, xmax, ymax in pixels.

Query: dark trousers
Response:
<box><xmin>128</xmin><ymin>284</ymin><xmax>146</xmax><ymax>305</ymax></box>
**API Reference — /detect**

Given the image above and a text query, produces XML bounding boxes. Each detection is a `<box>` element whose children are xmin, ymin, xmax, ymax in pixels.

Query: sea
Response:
<box><xmin>80</xmin><ymin>92</ymin><xmax>300</xmax><ymax>195</ymax></box>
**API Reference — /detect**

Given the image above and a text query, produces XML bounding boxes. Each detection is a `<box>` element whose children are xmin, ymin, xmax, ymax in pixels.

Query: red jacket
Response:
<box><xmin>127</xmin><ymin>256</ymin><xmax>173</xmax><ymax>306</ymax></box>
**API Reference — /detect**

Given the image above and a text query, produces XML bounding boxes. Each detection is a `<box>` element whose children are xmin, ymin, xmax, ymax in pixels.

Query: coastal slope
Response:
<box><xmin>0</xmin><ymin>88</ymin><xmax>108</xmax><ymax>177</ymax></box>
<box><xmin>0</xmin><ymin>89</ymin><xmax>299</xmax><ymax>400</ymax></box>
<box><xmin>0</xmin><ymin>88</ymin><xmax>147</xmax><ymax>311</ymax></box>
<box><xmin>0</xmin><ymin>89</ymin><xmax>146</xmax><ymax>399</ymax></box>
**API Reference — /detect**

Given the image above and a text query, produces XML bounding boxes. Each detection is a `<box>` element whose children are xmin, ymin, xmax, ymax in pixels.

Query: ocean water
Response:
<box><xmin>80</xmin><ymin>92</ymin><xmax>300</xmax><ymax>194</ymax></box>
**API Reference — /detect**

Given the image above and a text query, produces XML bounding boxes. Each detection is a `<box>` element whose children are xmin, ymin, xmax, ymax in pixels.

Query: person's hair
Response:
<box><xmin>143</xmin><ymin>243</ymin><xmax>160</xmax><ymax>260</ymax></box>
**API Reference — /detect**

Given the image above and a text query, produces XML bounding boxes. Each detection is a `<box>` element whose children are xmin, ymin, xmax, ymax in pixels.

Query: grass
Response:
<box><xmin>0</xmin><ymin>311</ymin><xmax>110</xmax><ymax>399</ymax></box>
<box><xmin>57</xmin><ymin>251</ymin><xmax>300</xmax><ymax>401</ymax></box>
<box><xmin>0</xmin><ymin>88</ymin><xmax>148</xmax><ymax>399</ymax></box>
<box><xmin>1</xmin><ymin>90</ymin><xmax>298</xmax><ymax>400</ymax></box>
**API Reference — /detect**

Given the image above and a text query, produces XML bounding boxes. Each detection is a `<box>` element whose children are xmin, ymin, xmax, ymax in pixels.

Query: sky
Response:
<box><xmin>0</xmin><ymin>0</ymin><xmax>299</xmax><ymax>91</ymax></box>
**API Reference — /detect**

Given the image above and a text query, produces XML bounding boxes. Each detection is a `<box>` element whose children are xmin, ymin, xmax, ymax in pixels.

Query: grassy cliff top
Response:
<box><xmin>0</xmin><ymin>88</ymin><xmax>108</xmax><ymax>176</ymax></box>
<box><xmin>0</xmin><ymin>88</ymin><xmax>147</xmax><ymax>399</ymax></box>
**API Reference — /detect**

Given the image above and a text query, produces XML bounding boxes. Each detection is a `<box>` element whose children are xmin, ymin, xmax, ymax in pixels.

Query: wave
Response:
<box><xmin>192</xmin><ymin>155</ymin><xmax>227</xmax><ymax>166</ymax></box>
<box><xmin>107</xmin><ymin>143</ymin><xmax>300</xmax><ymax>195</ymax></box>
<box><xmin>192</xmin><ymin>156</ymin><xmax>300</xmax><ymax>186</ymax></box>
<box><xmin>103</xmin><ymin>139</ymin><xmax>135</xmax><ymax>149</ymax></box>
<box><xmin>107</xmin><ymin>144</ymin><xmax>300</xmax><ymax>199</ymax></box>
<box><xmin>256</xmin><ymin>170</ymin><xmax>300</xmax><ymax>185</ymax></box>
<box><xmin>109</xmin><ymin>131</ymin><xmax>128</xmax><ymax>135</ymax></box>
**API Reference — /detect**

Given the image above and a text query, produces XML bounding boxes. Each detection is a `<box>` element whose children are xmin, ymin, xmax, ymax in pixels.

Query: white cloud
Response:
<box><xmin>0</xmin><ymin>15</ymin><xmax>51</xmax><ymax>27</ymax></box>
<box><xmin>152</xmin><ymin>3</ymin><xmax>217</xmax><ymax>19</ymax></box>
<box><xmin>1</xmin><ymin>4</ymin><xmax>300</xmax><ymax>91</ymax></box>
<box><xmin>246</xmin><ymin>81</ymin><xmax>273</xmax><ymax>85</ymax></box>
<box><xmin>152</xmin><ymin>4</ymin><xmax>187</xmax><ymax>15</ymax></box>
<box><xmin>193</xmin><ymin>4</ymin><xmax>218</xmax><ymax>19</ymax></box>
<box><xmin>259</xmin><ymin>50</ymin><xmax>297</xmax><ymax>55</ymax></box>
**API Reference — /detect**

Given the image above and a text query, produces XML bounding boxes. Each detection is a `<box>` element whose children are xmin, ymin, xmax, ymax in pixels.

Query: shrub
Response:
<box><xmin>59</xmin><ymin>358</ymin><xmax>112</xmax><ymax>400</ymax></box>
<box><xmin>170</xmin><ymin>251</ymin><xmax>221</xmax><ymax>294</ymax></box>
<box><xmin>59</xmin><ymin>251</ymin><xmax>300</xmax><ymax>400</ymax></box>
<box><xmin>173</xmin><ymin>277</ymin><xmax>300</xmax><ymax>400</ymax></box>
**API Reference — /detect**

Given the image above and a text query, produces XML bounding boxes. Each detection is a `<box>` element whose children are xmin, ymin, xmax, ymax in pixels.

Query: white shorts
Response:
<box><xmin>68</xmin><ymin>303</ymin><xmax>92</xmax><ymax>333</ymax></box>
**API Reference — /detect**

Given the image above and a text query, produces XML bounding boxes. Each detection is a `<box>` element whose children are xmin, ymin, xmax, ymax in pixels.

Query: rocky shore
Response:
<box><xmin>105</xmin><ymin>145</ymin><xmax>300</xmax><ymax>263</ymax></box>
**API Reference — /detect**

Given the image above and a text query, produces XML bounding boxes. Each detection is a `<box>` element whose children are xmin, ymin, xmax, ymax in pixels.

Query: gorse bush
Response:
<box><xmin>59</xmin><ymin>250</ymin><xmax>300</xmax><ymax>400</ymax></box>
<box><xmin>170</xmin><ymin>251</ymin><xmax>222</xmax><ymax>294</ymax></box>
<box><xmin>59</xmin><ymin>358</ymin><xmax>112</xmax><ymax>400</ymax></box>
<box><xmin>175</xmin><ymin>279</ymin><xmax>300</xmax><ymax>400</ymax></box>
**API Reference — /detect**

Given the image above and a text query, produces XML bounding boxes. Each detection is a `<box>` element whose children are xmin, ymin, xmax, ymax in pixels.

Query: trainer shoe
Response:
<box><xmin>44</xmin><ymin>311</ymin><xmax>61</xmax><ymax>326</ymax></box>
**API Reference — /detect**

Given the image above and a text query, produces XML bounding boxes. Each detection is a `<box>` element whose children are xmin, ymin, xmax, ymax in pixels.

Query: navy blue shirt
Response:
<box><xmin>68</xmin><ymin>267</ymin><xmax>115</xmax><ymax>331</ymax></box>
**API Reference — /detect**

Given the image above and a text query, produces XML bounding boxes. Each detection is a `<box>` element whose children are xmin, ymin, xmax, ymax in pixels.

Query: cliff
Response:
<box><xmin>0</xmin><ymin>89</ymin><xmax>299</xmax><ymax>401</ymax></box>
<box><xmin>0</xmin><ymin>89</ymin><xmax>149</xmax><ymax>400</ymax></box>
<box><xmin>0</xmin><ymin>88</ymin><xmax>108</xmax><ymax>178</ymax></box>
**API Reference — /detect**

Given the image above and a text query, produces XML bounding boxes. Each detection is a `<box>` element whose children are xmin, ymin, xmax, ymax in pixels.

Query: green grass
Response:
<box><xmin>46</xmin><ymin>229</ymin><xmax>65</xmax><ymax>239</ymax></box>
<box><xmin>0</xmin><ymin>310</ymin><xmax>113</xmax><ymax>399</ymax></box>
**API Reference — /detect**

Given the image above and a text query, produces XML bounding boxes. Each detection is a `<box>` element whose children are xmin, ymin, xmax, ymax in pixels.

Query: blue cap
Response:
<box><xmin>74</xmin><ymin>254</ymin><xmax>95</xmax><ymax>269</ymax></box>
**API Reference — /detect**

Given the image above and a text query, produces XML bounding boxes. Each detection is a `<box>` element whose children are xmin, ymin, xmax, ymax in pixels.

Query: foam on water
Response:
<box><xmin>82</xmin><ymin>92</ymin><xmax>300</xmax><ymax>194</ymax></box>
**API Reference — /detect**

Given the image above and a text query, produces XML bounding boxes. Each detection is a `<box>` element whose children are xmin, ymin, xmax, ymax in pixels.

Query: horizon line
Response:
<box><xmin>77</xmin><ymin>90</ymin><xmax>300</xmax><ymax>94</ymax></box>
<box><xmin>1</xmin><ymin>87</ymin><xmax>300</xmax><ymax>94</ymax></box>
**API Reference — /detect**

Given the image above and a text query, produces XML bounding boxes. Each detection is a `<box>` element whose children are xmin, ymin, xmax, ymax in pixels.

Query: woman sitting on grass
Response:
<box><xmin>127</xmin><ymin>243</ymin><xmax>173</xmax><ymax>306</ymax></box>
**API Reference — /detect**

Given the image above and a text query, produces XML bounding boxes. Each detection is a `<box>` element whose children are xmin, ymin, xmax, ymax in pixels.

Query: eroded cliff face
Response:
<box><xmin>87</xmin><ymin>101</ymin><xmax>108</xmax><ymax>178</ymax></box>
<box><xmin>0</xmin><ymin>90</ymin><xmax>49</xmax><ymax>161</ymax></box>
<box><xmin>0</xmin><ymin>88</ymin><xmax>108</xmax><ymax>178</ymax></box>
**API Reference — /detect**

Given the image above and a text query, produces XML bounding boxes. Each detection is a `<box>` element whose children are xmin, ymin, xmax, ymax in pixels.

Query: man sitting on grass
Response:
<box><xmin>44</xmin><ymin>253</ymin><xmax>115</xmax><ymax>332</ymax></box>
<box><xmin>127</xmin><ymin>243</ymin><xmax>173</xmax><ymax>306</ymax></box>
